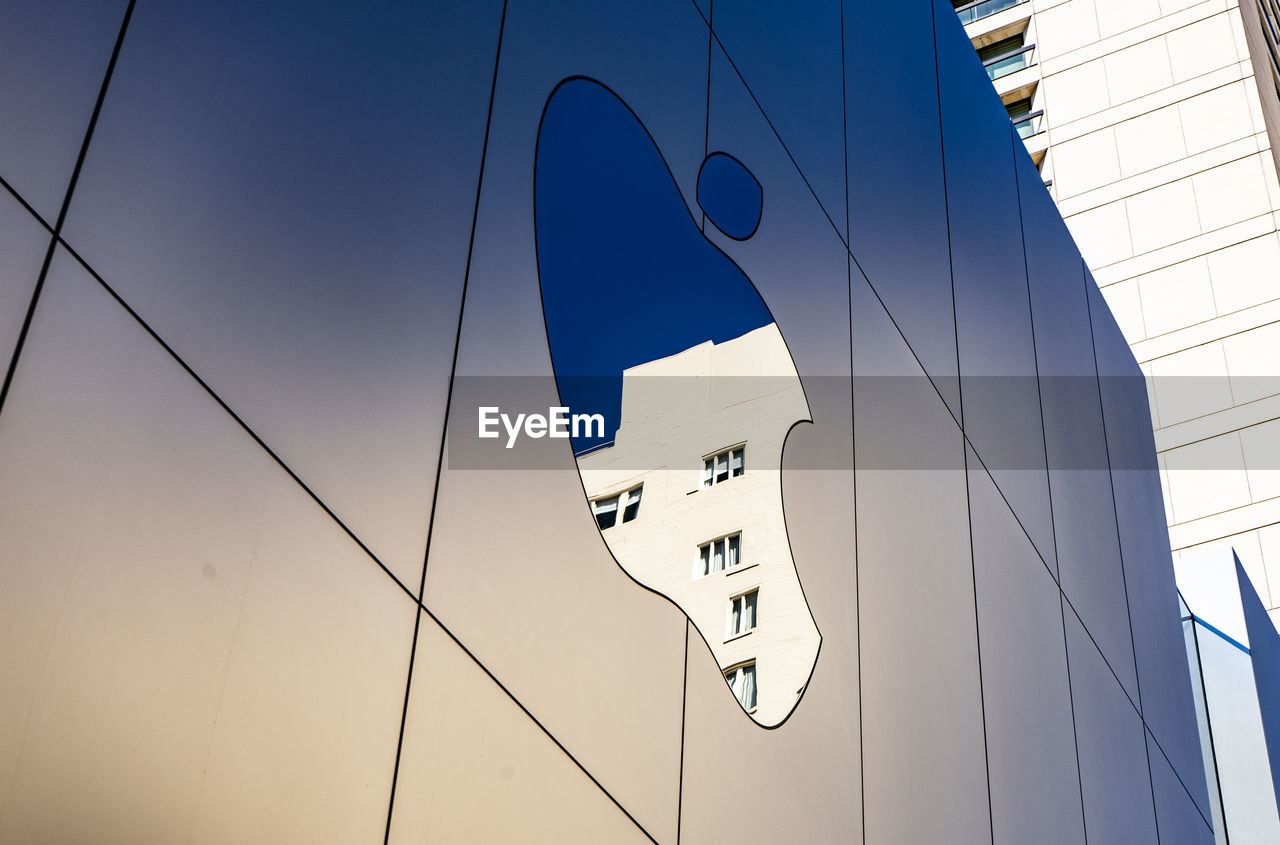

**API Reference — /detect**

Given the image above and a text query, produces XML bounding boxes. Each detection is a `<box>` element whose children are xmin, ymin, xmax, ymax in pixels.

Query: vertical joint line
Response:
<box><xmin>1189</xmin><ymin>618</ymin><xmax>1230</xmax><ymax>843</ymax></box>
<box><xmin>382</xmin><ymin>2</ymin><xmax>510</xmax><ymax>840</ymax></box>
<box><xmin>701</xmin><ymin>0</ymin><xmax>714</xmax><ymax>235</ymax></box>
<box><xmin>1082</xmin><ymin>262</ymin><xmax>1160</xmax><ymax>843</ymax></box>
<box><xmin>1011</xmin><ymin>118</ymin><xmax>1089</xmax><ymax>841</ymax></box>
<box><xmin>676</xmin><ymin>620</ymin><xmax>690</xmax><ymax>845</ymax></box>
<box><xmin>934</xmin><ymin>7</ymin><xmax>990</xmax><ymax>840</ymax></box>
<box><xmin>931</xmin><ymin>2</ymin><xmax>964</xmax><ymax>434</ymax></box>
<box><xmin>838</xmin><ymin>4</ymin><xmax>864</xmax><ymax>843</ymax></box>
<box><xmin>0</xmin><ymin>0</ymin><xmax>137</xmax><ymax>420</ymax></box>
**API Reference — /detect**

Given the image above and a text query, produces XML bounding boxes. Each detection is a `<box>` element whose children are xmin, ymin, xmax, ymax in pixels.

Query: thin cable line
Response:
<box><xmin>0</xmin><ymin>0</ymin><xmax>136</xmax><ymax>421</ymax></box>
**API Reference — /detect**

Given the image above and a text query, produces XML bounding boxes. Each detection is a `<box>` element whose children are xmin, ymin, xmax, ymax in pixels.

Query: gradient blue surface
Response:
<box><xmin>0</xmin><ymin>0</ymin><xmax>1214</xmax><ymax>841</ymax></box>
<box><xmin>536</xmin><ymin>78</ymin><xmax>771</xmax><ymax>450</ymax></box>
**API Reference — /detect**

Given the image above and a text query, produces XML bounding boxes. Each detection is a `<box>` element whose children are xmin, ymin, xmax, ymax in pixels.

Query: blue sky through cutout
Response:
<box><xmin>535</xmin><ymin>78</ymin><xmax>773</xmax><ymax>452</ymax></box>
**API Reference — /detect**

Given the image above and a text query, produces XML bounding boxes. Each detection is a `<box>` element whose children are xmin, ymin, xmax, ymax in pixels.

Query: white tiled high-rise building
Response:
<box><xmin>957</xmin><ymin>0</ymin><xmax>1280</xmax><ymax>627</ymax></box>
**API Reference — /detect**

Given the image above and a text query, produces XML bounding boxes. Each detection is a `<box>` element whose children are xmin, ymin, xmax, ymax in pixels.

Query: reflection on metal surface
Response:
<box><xmin>535</xmin><ymin>77</ymin><xmax>819</xmax><ymax>726</ymax></box>
<box><xmin>577</xmin><ymin>325</ymin><xmax>819</xmax><ymax>726</ymax></box>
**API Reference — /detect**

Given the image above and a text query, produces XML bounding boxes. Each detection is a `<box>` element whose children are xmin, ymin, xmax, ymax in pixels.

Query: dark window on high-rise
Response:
<box><xmin>977</xmin><ymin>33</ymin><xmax>1024</xmax><ymax>63</ymax></box>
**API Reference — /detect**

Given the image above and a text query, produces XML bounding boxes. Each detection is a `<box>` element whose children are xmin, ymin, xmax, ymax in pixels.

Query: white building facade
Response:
<box><xmin>959</xmin><ymin>0</ymin><xmax>1280</xmax><ymax>629</ymax></box>
<box><xmin>577</xmin><ymin>324</ymin><xmax>821</xmax><ymax>727</ymax></box>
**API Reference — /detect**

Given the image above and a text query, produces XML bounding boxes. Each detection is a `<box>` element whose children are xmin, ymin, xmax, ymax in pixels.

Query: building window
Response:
<box><xmin>698</xmin><ymin>533</ymin><xmax>742</xmax><ymax>576</ymax></box>
<box><xmin>725</xmin><ymin>662</ymin><xmax>757</xmax><ymax>710</ymax></box>
<box><xmin>702</xmin><ymin>446</ymin><xmax>745</xmax><ymax>487</ymax></box>
<box><xmin>978</xmin><ymin>33</ymin><xmax>1033</xmax><ymax>82</ymax></box>
<box><xmin>592</xmin><ymin>495</ymin><xmax>618</xmax><ymax>530</ymax></box>
<box><xmin>977</xmin><ymin>33</ymin><xmax>1022</xmax><ymax>63</ymax></box>
<box><xmin>1005</xmin><ymin>97</ymin><xmax>1043</xmax><ymax>139</ymax></box>
<box><xmin>592</xmin><ymin>484</ymin><xmax>642</xmax><ymax>530</ymax></box>
<box><xmin>622</xmin><ymin>486</ymin><xmax>642</xmax><ymax>522</ymax></box>
<box><xmin>953</xmin><ymin>0</ymin><xmax>1028</xmax><ymax>26</ymax></box>
<box><xmin>728</xmin><ymin>589</ymin><xmax>759</xmax><ymax>637</ymax></box>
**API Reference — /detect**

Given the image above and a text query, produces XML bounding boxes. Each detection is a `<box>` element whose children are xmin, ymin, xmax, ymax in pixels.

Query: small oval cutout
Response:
<box><xmin>697</xmin><ymin>152</ymin><xmax>762</xmax><ymax>240</ymax></box>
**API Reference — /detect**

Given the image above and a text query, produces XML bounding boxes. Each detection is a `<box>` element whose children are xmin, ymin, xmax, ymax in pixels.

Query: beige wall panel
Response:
<box><xmin>1053</xmin><ymin>127</ymin><xmax>1123</xmax><ymax>195</ymax></box>
<box><xmin>1165</xmin><ymin>432</ymin><xmax>1254</xmax><ymax>520</ymax></box>
<box><xmin>1207</xmin><ymin>234</ymin><xmax>1280</xmax><ymax>313</ymax></box>
<box><xmin>1127</xmin><ymin>178</ymin><xmax>1203</xmax><ymax>254</ymax></box>
<box><xmin>1166</xmin><ymin>12</ymin><xmax>1244</xmax><ymax>81</ymax></box>
<box><xmin>1240</xmin><ymin>417</ymin><xmax>1280</xmax><ymax>500</ymax></box>
<box><xmin>1180</xmin><ymin>81</ymin><xmax>1258</xmax><ymax>154</ymax></box>
<box><xmin>0</xmin><ymin>253</ymin><xmax>415</xmax><ymax>844</ymax></box>
<box><xmin>1043</xmin><ymin>60</ymin><xmax>1112</xmax><ymax>124</ymax></box>
<box><xmin>1114</xmin><ymin>105</ymin><xmax>1188</xmax><ymax>175</ymax></box>
<box><xmin>1222</xmin><ymin>321</ymin><xmax>1280</xmax><ymax>403</ymax></box>
<box><xmin>1104</xmin><ymin>34</ymin><xmax>1175</xmax><ymax>104</ymax></box>
<box><xmin>1193</xmin><ymin>155</ymin><xmax>1273</xmax><ymax>232</ymax></box>
<box><xmin>386</xmin><ymin>616</ymin><xmax>657</xmax><ymax>845</ymax></box>
<box><xmin>1137</xmin><ymin>257</ymin><xmax>1216</xmax><ymax>336</ymax></box>
<box><xmin>1067</xmin><ymin>200</ymin><xmax>1136</xmax><ymax>267</ymax></box>
<box><xmin>1102</xmin><ymin>277</ymin><xmax>1150</xmax><ymax>340</ymax></box>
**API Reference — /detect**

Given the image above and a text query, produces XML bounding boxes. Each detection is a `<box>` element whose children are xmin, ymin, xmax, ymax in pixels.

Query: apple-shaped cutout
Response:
<box><xmin>535</xmin><ymin>77</ymin><xmax>820</xmax><ymax>727</ymax></box>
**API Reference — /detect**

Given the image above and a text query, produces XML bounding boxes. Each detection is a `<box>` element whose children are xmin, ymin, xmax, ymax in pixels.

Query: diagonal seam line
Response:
<box><xmin>692</xmin><ymin>0</ymin><xmax>968</xmax><ymax>413</ymax></box>
<box><xmin>0</xmin><ymin>0</ymin><xmax>136</xmax><ymax>422</ymax></box>
<box><xmin>33</xmin><ymin>4</ymin><xmax>649</xmax><ymax>836</ymax></box>
<box><xmin>30</xmin><ymin>2</ymin><xmax>1202</xmax><ymax>838</ymax></box>
<box><xmin>60</xmin><ymin>233</ymin><xmax>663</xmax><ymax>845</ymax></box>
<box><xmin>931</xmin><ymin>9</ymin><xmax>994</xmax><ymax>841</ymax></box>
<box><xmin>1065</xmin><ymin>589</ymin><xmax>1213</xmax><ymax>832</ymax></box>
<box><xmin>1083</xmin><ymin>265</ymin><xmax>1166</xmax><ymax>842</ymax></box>
<box><xmin>0</xmin><ymin>174</ymin><xmax>55</xmax><ymax>236</ymax></box>
<box><xmin>1009</xmin><ymin>122</ymin><xmax>1089</xmax><ymax>842</ymax></box>
<box><xmin>382</xmin><ymin>0</ymin><xmax>511</xmax><ymax>839</ymax></box>
<box><xmin>700</xmin><ymin>13</ymin><xmax>1208</xmax><ymax>829</ymax></box>
<box><xmin>967</xmin><ymin>438</ymin><xmax>1142</xmax><ymax>713</ymax></box>
<box><xmin>693</xmin><ymin>0</ymin><xmax>969</xmax><ymax>440</ymax></box>
<box><xmin>417</xmin><ymin>603</ymin><xmax>661</xmax><ymax>843</ymax></box>
<box><xmin>963</xmin><ymin>431</ymin><xmax>1214</xmax><ymax>829</ymax></box>
<box><xmin>701</xmin><ymin>18</ymin><xmax>846</xmax><ymax>247</ymax></box>
<box><xmin>1146</xmin><ymin>711</ymin><xmax>1221</xmax><ymax>832</ymax></box>
<box><xmin>695</xmin><ymin>8</ymin><xmax>1201</xmax><ymax>830</ymax></box>
<box><xmin>701</xmin><ymin>13</ymin><xmax>1208</xmax><ymax>829</ymax></box>
<box><xmin>57</xmin><ymin>238</ymin><xmax>419</xmax><ymax>606</ymax></box>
